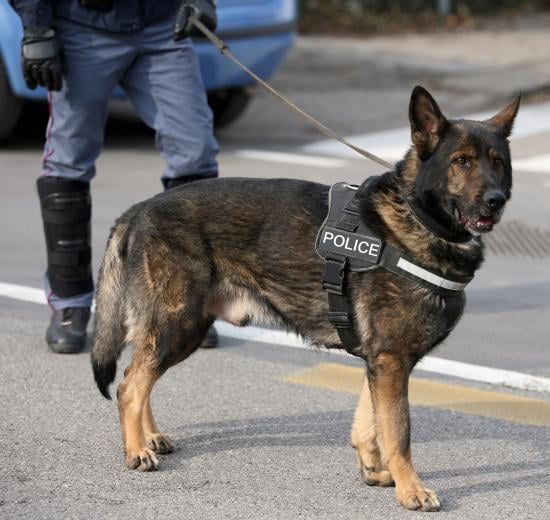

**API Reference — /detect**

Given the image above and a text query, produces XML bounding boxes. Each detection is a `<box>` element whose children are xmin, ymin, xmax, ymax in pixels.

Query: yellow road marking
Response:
<box><xmin>281</xmin><ymin>363</ymin><xmax>550</xmax><ymax>428</ymax></box>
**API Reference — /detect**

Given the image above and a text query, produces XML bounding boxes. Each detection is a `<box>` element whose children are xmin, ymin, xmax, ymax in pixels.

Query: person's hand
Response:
<box><xmin>21</xmin><ymin>27</ymin><xmax>63</xmax><ymax>91</ymax></box>
<box><xmin>173</xmin><ymin>0</ymin><xmax>217</xmax><ymax>41</ymax></box>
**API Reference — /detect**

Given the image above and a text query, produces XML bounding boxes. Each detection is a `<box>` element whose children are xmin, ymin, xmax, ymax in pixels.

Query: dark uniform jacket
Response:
<box><xmin>10</xmin><ymin>0</ymin><xmax>181</xmax><ymax>32</ymax></box>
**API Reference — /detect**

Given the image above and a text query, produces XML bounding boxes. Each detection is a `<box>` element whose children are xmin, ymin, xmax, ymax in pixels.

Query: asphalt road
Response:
<box><xmin>1</xmin><ymin>33</ymin><xmax>550</xmax><ymax>519</ymax></box>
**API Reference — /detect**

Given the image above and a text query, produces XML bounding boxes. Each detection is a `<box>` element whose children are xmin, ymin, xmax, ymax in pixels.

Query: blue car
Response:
<box><xmin>0</xmin><ymin>0</ymin><xmax>297</xmax><ymax>139</ymax></box>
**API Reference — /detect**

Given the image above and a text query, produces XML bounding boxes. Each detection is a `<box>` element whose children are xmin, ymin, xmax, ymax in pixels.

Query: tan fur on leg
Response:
<box><xmin>351</xmin><ymin>372</ymin><xmax>394</xmax><ymax>487</ymax></box>
<box><xmin>118</xmin><ymin>361</ymin><xmax>160</xmax><ymax>471</ymax></box>
<box><xmin>142</xmin><ymin>395</ymin><xmax>174</xmax><ymax>454</ymax></box>
<box><xmin>369</xmin><ymin>353</ymin><xmax>440</xmax><ymax>512</ymax></box>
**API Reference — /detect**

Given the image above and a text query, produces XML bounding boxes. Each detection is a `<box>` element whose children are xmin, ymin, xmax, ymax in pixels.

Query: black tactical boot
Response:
<box><xmin>201</xmin><ymin>325</ymin><xmax>219</xmax><ymax>349</ymax></box>
<box><xmin>162</xmin><ymin>173</ymin><xmax>217</xmax><ymax>190</ymax></box>
<box><xmin>163</xmin><ymin>173</ymin><xmax>219</xmax><ymax>348</ymax></box>
<box><xmin>46</xmin><ymin>307</ymin><xmax>91</xmax><ymax>354</ymax></box>
<box><xmin>37</xmin><ymin>177</ymin><xmax>94</xmax><ymax>353</ymax></box>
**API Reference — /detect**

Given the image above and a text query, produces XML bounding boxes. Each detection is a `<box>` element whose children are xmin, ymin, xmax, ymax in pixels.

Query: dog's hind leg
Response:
<box><xmin>116</xmin><ymin>238</ymin><xmax>212</xmax><ymax>470</ymax></box>
<box><xmin>369</xmin><ymin>352</ymin><xmax>440</xmax><ymax>512</ymax></box>
<box><xmin>141</xmin><ymin>312</ymin><xmax>213</xmax><ymax>455</ymax></box>
<box><xmin>117</xmin><ymin>356</ymin><xmax>161</xmax><ymax>471</ymax></box>
<box><xmin>351</xmin><ymin>370</ymin><xmax>394</xmax><ymax>487</ymax></box>
<box><xmin>142</xmin><ymin>395</ymin><xmax>175</xmax><ymax>455</ymax></box>
<box><xmin>118</xmin><ymin>312</ymin><xmax>210</xmax><ymax>470</ymax></box>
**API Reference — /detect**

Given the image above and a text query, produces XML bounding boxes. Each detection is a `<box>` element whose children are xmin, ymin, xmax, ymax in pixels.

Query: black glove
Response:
<box><xmin>173</xmin><ymin>0</ymin><xmax>217</xmax><ymax>41</ymax></box>
<box><xmin>21</xmin><ymin>27</ymin><xmax>63</xmax><ymax>91</ymax></box>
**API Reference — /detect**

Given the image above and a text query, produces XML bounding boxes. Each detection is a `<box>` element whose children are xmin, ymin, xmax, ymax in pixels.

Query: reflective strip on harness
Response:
<box><xmin>395</xmin><ymin>258</ymin><xmax>469</xmax><ymax>292</ymax></box>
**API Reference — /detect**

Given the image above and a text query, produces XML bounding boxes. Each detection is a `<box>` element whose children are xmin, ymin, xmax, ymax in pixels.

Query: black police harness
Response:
<box><xmin>315</xmin><ymin>180</ymin><xmax>474</xmax><ymax>356</ymax></box>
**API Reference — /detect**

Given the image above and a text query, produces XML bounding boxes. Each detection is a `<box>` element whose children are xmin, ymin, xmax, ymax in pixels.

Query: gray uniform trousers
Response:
<box><xmin>41</xmin><ymin>17</ymin><xmax>219</xmax><ymax>310</ymax></box>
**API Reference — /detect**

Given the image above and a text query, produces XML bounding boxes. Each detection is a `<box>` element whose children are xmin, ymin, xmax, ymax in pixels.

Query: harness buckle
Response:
<box><xmin>328</xmin><ymin>311</ymin><xmax>352</xmax><ymax>329</ymax></box>
<box><xmin>322</xmin><ymin>258</ymin><xmax>346</xmax><ymax>295</ymax></box>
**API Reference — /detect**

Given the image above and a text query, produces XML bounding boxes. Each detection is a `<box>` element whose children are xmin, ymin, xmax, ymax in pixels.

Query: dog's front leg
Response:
<box><xmin>351</xmin><ymin>372</ymin><xmax>394</xmax><ymax>487</ymax></box>
<box><xmin>369</xmin><ymin>352</ymin><xmax>440</xmax><ymax>512</ymax></box>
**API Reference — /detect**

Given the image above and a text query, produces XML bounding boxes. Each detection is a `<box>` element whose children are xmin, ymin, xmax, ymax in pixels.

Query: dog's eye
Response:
<box><xmin>454</xmin><ymin>156</ymin><xmax>469</xmax><ymax>167</ymax></box>
<box><xmin>494</xmin><ymin>158</ymin><xmax>504</xmax><ymax>167</ymax></box>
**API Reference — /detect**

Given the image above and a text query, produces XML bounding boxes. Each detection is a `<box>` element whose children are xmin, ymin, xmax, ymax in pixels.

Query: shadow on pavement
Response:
<box><xmin>156</xmin><ymin>407</ymin><xmax>550</xmax><ymax>510</ymax></box>
<box><xmin>166</xmin><ymin>407</ymin><xmax>550</xmax><ymax>455</ymax></box>
<box><xmin>440</xmin><ymin>470</ymin><xmax>550</xmax><ymax>510</ymax></box>
<box><xmin>171</xmin><ymin>410</ymin><xmax>351</xmax><ymax>460</ymax></box>
<box><xmin>424</xmin><ymin>457</ymin><xmax>550</xmax><ymax>481</ymax></box>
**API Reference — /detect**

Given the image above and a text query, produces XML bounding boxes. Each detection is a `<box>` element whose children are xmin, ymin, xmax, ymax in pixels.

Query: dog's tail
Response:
<box><xmin>91</xmin><ymin>220</ymin><xmax>131</xmax><ymax>400</ymax></box>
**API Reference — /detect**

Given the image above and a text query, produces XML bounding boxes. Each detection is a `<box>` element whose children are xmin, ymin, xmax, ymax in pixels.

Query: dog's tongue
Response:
<box><xmin>477</xmin><ymin>216</ymin><xmax>494</xmax><ymax>226</ymax></box>
<box><xmin>456</xmin><ymin>209</ymin><xmax>495</xmax><ymax>231</ymax></box>
<box><xmin>471</xmin><ymin>215</ymin><xmax>494</xmax><ymax>230</ymax></box>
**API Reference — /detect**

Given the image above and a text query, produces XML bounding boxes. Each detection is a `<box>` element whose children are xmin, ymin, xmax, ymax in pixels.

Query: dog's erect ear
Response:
<box><xmin>409</xmin><ymin>86</ymin><xmax>448</xmax><ymax>160</ymax></box>
<box><xmin>485</xmin><ymin>95</ymin><xmax>521</xmax><ymax>138</ymax></box>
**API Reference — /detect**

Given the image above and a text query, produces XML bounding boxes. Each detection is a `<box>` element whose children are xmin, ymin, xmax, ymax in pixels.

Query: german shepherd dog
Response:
<box><xmin>91</xmin><ymin>86</ymin><xmax>519</xmax><ymax>511</ymax></box>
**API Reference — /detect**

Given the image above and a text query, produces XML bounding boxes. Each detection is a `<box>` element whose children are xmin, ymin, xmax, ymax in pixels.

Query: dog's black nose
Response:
<box><xmin>483</xmin><ymin>190</ymin><xmax>506</xmax><ymax>211</ymax></box>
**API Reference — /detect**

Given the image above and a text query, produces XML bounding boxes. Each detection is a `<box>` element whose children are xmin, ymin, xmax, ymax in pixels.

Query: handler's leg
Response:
<box><xmin>120</xmin><ymin>19</ymin><xmax>219</xmax><ymax>186</ymax></box>
<box><xmin>351</xmin><ymin>371</ymin><xmax>394</xmax><ymax>486</ymax></box>
<box><xmin>38</xmin><ymin>20</ymin><xmax>134</xmax><ymax>352</ymax></box>
<box><xmin>369</xmin><ymin>353</ymin><xmax>440</xmax><ymax>511</ymax></box>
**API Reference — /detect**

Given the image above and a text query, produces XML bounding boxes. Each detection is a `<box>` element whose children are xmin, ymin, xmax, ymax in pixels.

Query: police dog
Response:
<box><xmin>91</xmin><ymin>86</ymin><xmax>519</xmax><ymax>512</ymax></box>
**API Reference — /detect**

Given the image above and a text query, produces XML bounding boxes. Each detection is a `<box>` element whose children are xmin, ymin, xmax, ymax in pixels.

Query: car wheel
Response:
<box><xmin>0</xmin><ymin>57</ymin><xmax>24</xmax><ymax>141</ymax></box>
<box><xmin>208</xmin><ymin>88</ymin><xmax>251</xmax><ymax>129</ymax></box>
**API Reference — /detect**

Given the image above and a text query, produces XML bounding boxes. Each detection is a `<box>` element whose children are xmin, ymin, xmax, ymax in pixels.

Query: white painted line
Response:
<box><xmin>302</xmin><ymin>101</ymin><xmax>550</xmax><ymax>163</ymax></box>
<box><xmin>415</xmin><ymin>356</ymin><xmax>550</xmax><ymax>394</ymax></box>
<box><xmin>0</xmin><ymin>282</ymin><xmax>99</xmax><ymax>311</ymax></box>
<box><xmin>216</xmin><ymin>323</ymin><xmax>550</xmax><ymax>393</ymax></box>
<box><xmin>514</xmin><ymin>154</ymin><xmax>550</xmax><ymax>174</ymax></box>
<box><xmin>216</xmin><ymin>322</ymin><xmax>307</xmax><ymax>348</ymax></box>
<box><xmin>2</xmin><ymin>281</ymin><xmax>550</xmax><ymax>394</ymax></box>
<box><xmin>235</xmin><ymin>149</ymin><xmax>350</xmax><ymax>168</ymax></box>
<box><xmin>0</xmin><ymin>282</ymin><xmax>46</xmax><ymax>305</ymax></box>
<box><xmin>303</xmin><ymin>126</ymin><xmax>410</xmax><ymax>163</ymax></box>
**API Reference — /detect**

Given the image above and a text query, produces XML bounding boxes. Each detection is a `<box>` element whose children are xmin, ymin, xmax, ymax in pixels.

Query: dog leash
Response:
<box><xmin>190</xmin><ymin>17</ymin><xmax>394</xmax><ymax>171</ymax></box>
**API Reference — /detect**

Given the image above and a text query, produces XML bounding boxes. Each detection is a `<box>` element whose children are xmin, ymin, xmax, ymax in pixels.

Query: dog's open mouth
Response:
<box><xmin>454</xmin><ymin>207</ymin><xmax>496</xmax><ymax>233</ymax></box>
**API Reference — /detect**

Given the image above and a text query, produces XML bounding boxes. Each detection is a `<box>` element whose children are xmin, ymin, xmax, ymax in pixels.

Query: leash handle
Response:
<box><xmin>190</xmin><ymin>17</ymin><xmax>394</xmax><ymax>170</ymax></box>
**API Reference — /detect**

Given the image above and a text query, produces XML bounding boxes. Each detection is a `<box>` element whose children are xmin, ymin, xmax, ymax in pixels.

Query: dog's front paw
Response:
<box><xmin>146</xmin><ymin>433</ymin><xmax>175</xmax><ymax>455</ymax></box>
<box><xmin>125</xmin><ymin>448</ymin><xmax>159</xmax><ymax>471</ymax></box>
<box><xmin>396</xmin><ymin>485</ymin><xmax>440</xmax><ymax>512</ymax></box>
<box><xmin>361</xmin><ymin>467</ymin><xmax>395</xmax><ymax>487</ymax></box>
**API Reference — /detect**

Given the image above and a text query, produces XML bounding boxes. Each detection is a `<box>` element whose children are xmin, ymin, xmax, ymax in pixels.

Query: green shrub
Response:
<box><xmin>298</xmin><ymin>0</ymin><xmax>550</xmax><ymax>34</ymax></box>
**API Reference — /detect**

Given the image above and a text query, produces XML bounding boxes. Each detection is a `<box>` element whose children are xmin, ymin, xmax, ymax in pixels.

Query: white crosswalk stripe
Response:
<box><xmin>229</xmin><ymin>102</ymin><xmax>550</xmax><ymax>174</ymax></box>
<box><xmin>301</xmin><ymin>101</ymin><xmax>550</xmax><ymax>173</ymax></box>
<box><xmin>514</xmin><ymin>154</ymin><xmax>550</xmax><ymax>175</ymax></box>
<box><xmin>235</xmin><ymin>150</ymin><xmax>350</xmax><ymax>168</ymax></box>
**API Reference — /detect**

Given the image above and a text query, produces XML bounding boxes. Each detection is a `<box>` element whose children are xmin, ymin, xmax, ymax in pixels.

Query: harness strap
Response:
<box><xmin>378</xmin><ymin>245</ymin><xmax>472</xmax><ymax>297</ymax></box>
<box><xmin>442</xmin><ymin>293</ymin><xmax>465</xmax><ymax>331</ymax></box>
<box><xmin>321</xmin><ymin>198</ymin><xmax>364</xmax><ymax>355</ymax></box>
<box><xmin>322</xmin><ymin>259</ymin><xmax>363</xmax><ymax>355</ymax></box>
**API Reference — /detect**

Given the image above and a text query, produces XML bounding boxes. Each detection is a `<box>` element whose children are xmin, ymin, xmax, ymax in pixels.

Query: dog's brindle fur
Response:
<box><xmin>91</xmin><ymin>87</ymin><xmax>519</xmax><ymax>512</ymax></box>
